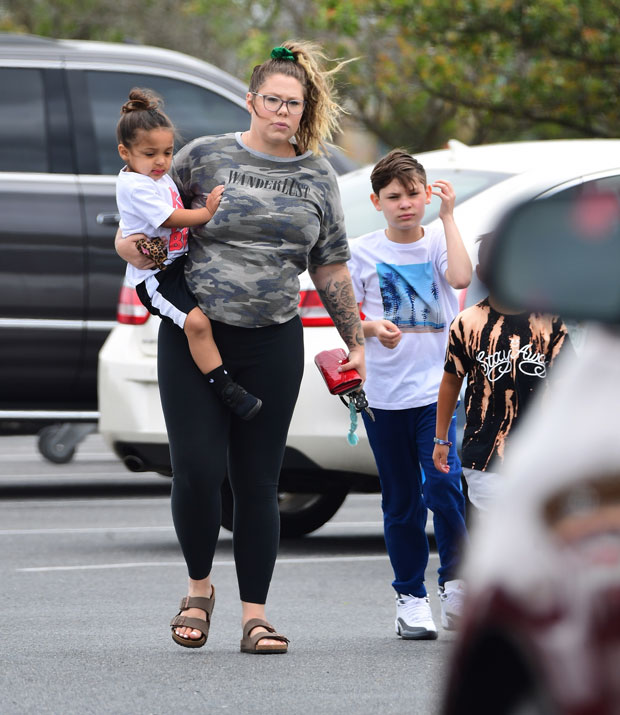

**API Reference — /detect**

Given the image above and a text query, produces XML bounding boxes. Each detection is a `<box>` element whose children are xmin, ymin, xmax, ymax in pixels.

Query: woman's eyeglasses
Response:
<box><xmin>250</xmin><ymin>92</ymin><xmax>305</xmax><ymax>115</ymax></box>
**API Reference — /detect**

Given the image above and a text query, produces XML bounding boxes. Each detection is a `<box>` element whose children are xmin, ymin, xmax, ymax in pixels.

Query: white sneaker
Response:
<box><xmin>395</xmin><ymin>594</ymin><xmax>438</xmax><ymax>640</ymax></box>
<box><xmin>438</xmin><ymin>579</ymin><xmax>465</xmax><ymax>630</ymax></box>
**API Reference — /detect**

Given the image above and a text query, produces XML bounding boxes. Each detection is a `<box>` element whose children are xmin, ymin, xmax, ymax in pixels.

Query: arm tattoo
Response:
<box><xmin>316</xmin><ymin>275</ymin><xmax>364</xmax><ymax>350</ymax></box>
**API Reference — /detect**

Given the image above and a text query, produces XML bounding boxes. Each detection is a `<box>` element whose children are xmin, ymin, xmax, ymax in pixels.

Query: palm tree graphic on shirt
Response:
<box><xmin>377</xmin><ymin>262</ymin><xmax>444</xmax><ymax>333</ymax></box>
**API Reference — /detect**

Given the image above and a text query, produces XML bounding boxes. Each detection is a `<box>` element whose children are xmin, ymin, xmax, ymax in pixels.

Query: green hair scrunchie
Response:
<box><xmin>271</xmin><ymin>46</ymin><xmax>296</xmax><ymax>62</ymax></box>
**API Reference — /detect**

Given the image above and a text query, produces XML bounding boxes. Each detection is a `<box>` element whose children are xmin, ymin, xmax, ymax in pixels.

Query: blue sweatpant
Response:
<box><xmin>362</xmin><ymin>402</ymin><xmax>467</xmax><ymax>597</ymax></box>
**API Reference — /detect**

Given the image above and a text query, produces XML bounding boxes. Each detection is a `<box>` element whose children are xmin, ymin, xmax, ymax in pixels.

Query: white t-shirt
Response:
<box><xmin>348</xmin><ymin>225</ymin><xmax>459</xmax><ymax>409</ymax></box>
<box><xmin>116</xmin><ymin>169</ymin><xmax>188</xmax><ymax>287</ymax></box>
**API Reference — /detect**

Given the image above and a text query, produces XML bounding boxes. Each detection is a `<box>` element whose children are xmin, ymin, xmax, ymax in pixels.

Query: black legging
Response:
<box><xmin>157</xmin><ymin>315</ymin><xmax>304</xmax><ymax>603</ymax></box>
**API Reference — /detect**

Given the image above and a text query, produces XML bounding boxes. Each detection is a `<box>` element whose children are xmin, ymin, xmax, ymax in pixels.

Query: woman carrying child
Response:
<box><xmin>116</xmin><ymin>41</ymin><xmax>364</xmax><ymax>654</ymax></box>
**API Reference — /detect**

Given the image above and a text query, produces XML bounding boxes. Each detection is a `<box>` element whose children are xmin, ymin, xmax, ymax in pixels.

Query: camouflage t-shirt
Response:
<box><xmin>170</xmin><ymin>132</ymin><xmax>349</xmax><ymax>327</ymax></box>
<box><xmin>444</xmin><ymin>298</ymin><xmax>572</xmax><ymax>470</ymax></box>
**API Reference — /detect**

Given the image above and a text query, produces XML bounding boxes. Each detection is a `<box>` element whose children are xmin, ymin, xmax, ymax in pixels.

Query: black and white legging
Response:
<box><xmin>157</xmin><ymin>315</ymin><xmax>304</xmax><ymax>604</ymax></box>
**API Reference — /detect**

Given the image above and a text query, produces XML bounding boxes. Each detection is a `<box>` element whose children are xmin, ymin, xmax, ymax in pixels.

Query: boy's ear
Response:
<box><xmin>370</xmin><ymin>192</ymin><xmax>382</xmax><ymax>212</ymax></box>
<box><xmin>118</xmin><ymin>144</ymin><xmax>130</xmax><ymax>162</ymax></box>
<box><xmin>425</xmin><ymin>184</ymin><xmax>433</xmax><ymax>204</ymax></box>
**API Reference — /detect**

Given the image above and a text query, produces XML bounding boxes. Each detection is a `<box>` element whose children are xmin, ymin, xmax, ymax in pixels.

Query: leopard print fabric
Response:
<box><xmin>135</xmin><ymin>237</ymin><xmax>168</xmax><ymax>271</ymax></box>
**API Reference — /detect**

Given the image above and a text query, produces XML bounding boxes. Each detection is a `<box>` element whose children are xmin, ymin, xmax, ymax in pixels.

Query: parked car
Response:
<box><xmin>441</xmin><ymin>193</ymin><xmax>620</xmax><ymax>714</ymax></box>
<box><xmin>98</xmin><ymin>139</ymin><xmax>620</xmax><ymax>536</ymax></box>
<box><xmin>0</xmin><ymin>32</ymin><xmax>356</xmax><ymax>457</ymax></box>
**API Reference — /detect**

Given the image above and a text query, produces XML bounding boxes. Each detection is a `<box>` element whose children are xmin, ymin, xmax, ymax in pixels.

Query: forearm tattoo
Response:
<box><xmin>315</xmin><ymin>274</ymin><xmax>364</xmax><ymax>350</ymax></box>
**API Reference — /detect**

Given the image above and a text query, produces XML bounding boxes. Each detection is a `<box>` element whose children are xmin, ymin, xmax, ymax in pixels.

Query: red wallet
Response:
<box><xmin>314</xmin><ymin>348</ymin><xmax>363</xmax><ymax>396</ymax></box>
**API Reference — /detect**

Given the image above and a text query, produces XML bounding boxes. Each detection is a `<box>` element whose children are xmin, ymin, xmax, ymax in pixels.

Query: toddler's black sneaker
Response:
<box><xmin>220</xmin><ymin>383</ymin><xmax>262</xmax><ymax>420</ymax></box>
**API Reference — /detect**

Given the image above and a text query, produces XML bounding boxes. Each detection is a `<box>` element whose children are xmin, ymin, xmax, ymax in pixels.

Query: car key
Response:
<box><xmin>340</xmin><ymin>389</ymin><xmax>375</xmax><ymax>421</ymax></box>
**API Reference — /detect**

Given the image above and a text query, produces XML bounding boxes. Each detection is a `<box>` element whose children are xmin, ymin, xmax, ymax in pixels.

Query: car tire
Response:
<box><xmin>37</xmin><ymin>424</ymin><xmax>77</xmax><ymax>464</ymax></box>
<box><xmin>220</xmin><ymin>479</ymin><xmax>348</xmax><ymax>538</ymax></box>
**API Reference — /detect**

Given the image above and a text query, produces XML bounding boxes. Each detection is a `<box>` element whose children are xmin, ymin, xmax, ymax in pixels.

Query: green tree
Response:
<box><xmin>3</xmin><ymin>0</ymin><xmax>618</xmax><ymax>151</ymax></box>
<box><xmin>0</xmin><ymin>0</ymin><xmax>266</xmax><ymax>77</ymax></box>
<box><xmin>305</xmin><ymin>0</ymin><xmax>620</xmax><ymax>149</ymax></box>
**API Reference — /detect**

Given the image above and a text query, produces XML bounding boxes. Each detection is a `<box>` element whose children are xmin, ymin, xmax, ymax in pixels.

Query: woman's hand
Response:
<box><xmin>114</xmin><ymin>228</ymin><xmax>157</xmax><ymax>269</ymax></box>
<box><xmin>310</xmin><ymin>262</ymin><xmax>366</xmax><ymax>382</ymax></box>
<box><xmin>338</xmin><ymin>345</ymin><xmax>366</xmax><ymax>383</ymax></box>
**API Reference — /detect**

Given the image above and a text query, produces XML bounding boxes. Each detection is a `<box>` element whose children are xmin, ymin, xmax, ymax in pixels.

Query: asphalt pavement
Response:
<box><xmin>0</xmin><ymin>433</ymin><xmax>455</xmax><ymax>715</ymax></box>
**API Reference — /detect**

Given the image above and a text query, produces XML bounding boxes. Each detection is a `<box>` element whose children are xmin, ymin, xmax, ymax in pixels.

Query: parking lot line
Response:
<box><xmin>1</xmin><ymin>453</ymin><xmax>115</xmax><ymax>462</ymax></box>
<box><xmin>322</xmin><ymin>521</ymin><xmax>383</xmax><ymax>527</ymax></box>
<box><xmin>1</xmin><ymin>498</ymin><xmax>169</xmax><ymax>507</ymax></box>
<box><xmin>0</xmin><ymin>526</ymin><xmax>175</xmax><ymax>535</ymax></box>
<box><xmin>0</xmin><ymin>520</ymin><xmax>384</xmax><ymax>536</ymax></box>
<box><xmin>0</xmin><ymin>471</ymin><xmax>154</xmax><ymax>480</ymax></box>
<box><xmin>17</xmin><ymin>553</ymin><xmax>413</xmax><ymax>573</ymax></box>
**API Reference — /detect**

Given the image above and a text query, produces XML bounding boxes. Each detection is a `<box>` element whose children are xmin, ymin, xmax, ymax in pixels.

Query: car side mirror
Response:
<box><xmin>486</xmin><ymin>192</ymin><xmax>620</xmax><ymax>323</ymax></box>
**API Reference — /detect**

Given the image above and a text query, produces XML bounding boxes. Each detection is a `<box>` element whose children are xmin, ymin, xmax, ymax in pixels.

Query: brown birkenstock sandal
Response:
<box><xmin>240</xmin><ymin>618</ymin><xmax>289</xmax><ymax>654</ymax></box>
<box><xmin>170</xmin><ymin>587</ymin><xmax>215</xmax><ymax>649</ymax></box>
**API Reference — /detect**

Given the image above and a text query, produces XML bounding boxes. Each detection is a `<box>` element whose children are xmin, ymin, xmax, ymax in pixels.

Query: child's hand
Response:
<box><xmin>373</xmin><ymin>320</ymin><xmax>402</xmax><ymax>349</ymax></box>
<box><xmin>432</xmin><ymin>444</ymin><xmax>451</xmax><ymax>474</ymax></box>
<box><xmin>431</xmin><ymin>180</ymin><xmax>456</xmax><ymax>220</ymax></box>
<box><xmin>122</xmin><ymin>233</ymin><xmax>157</xmax><ymax>269</ymax></box>
<box><xmin>205</xmin><ymin>184</ymin><xmax>225</xmax><ymax>218</ymax></box>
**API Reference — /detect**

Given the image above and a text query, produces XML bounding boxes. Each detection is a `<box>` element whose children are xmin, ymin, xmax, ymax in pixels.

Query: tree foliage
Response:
<box><xmin>0</xmin><ymin>0</ymin><xmax>263</xmax><ymax>77</ymax></box>
<box><xmin>2</xmin><ymin>0</ymin><xmax>618</xmax><ymax>151</ymax></box>
<box><xmin>305</xmin><ymin>0</ymin><xmax>620</xmax><ymax>149</ymax></box>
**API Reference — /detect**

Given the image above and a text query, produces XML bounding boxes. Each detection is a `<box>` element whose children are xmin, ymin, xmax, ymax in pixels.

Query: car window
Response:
<box><xmin>84</xmin><ymin>71</ymin><xmax>250</xmax><ymax>175</ymax></box>
<box><xmin>555</xmin><ymin>173</ymin><xmax>620</xmax><ymax>202</ymax></box>
<box><xmin>0</xmin><ymin>68</ymin><xmax>48</xmax><ymax>172</ymax></box>
<box><xmin>339</xmin><ymin>168</ymin><xmax>511</xmax><ymax>238</ymax></box>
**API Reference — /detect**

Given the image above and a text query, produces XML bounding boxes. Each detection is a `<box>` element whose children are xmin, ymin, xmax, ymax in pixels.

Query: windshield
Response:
<box><xmin>339</xmin><ymin>168</ymin><xmax>512</xmax><ymax>239</ymax></box>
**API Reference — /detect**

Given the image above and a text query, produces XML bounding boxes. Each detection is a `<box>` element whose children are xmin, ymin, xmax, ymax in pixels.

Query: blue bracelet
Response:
<box><xmin>433</xmin><ymin>437</ymin><xmax>453</xmax><ymax>447</ymax></box>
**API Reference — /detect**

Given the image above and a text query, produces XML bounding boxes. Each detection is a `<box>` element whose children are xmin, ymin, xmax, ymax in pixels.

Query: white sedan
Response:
<box><xmin>98</xmin><ymin>138</ymin><xmax>620</xmax><ymax>535</ymax></box>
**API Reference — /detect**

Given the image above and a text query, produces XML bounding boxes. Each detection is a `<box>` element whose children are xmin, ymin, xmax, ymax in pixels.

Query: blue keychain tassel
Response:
<box><xmin>347</xmin><ymin>400</ymin><xmax>359</xmax><ymax>446</ymax></box>
<box><xmin>341</xmin><ymin>389</ymin><xmax>373</xmax><ymax>445</ymax></box>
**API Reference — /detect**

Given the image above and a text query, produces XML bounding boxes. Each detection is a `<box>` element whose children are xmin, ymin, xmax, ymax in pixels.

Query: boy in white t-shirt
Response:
<box><xmin>348</xmin><ymin>149</ymin><xmax>472</xmax><ymax>639</ymax></box>
<box><xmin>115</xmin><ymin>88</ymin><xmax>261</xmax><ymax>420</ymax></box>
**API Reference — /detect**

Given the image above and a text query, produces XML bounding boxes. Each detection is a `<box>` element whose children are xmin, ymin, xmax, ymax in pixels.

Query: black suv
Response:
<box><xmin>0</xmin><ymin>33</ymin><xmax>356</xmax><ymax>445</ymax></box>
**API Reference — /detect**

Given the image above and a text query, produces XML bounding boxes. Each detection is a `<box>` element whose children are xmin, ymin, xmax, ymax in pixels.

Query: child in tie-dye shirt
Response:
<box><xmin>433</xmin><ymin>233</ymin><xmax>574</xmax><ymax>511</ymax></box>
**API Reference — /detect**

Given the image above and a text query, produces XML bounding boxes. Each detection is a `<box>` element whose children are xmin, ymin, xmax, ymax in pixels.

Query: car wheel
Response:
<box><xmin>220</xmin><ymin>479</ymin><xmax>348</xmax><ymax>538</ymax></box>
<box><xmin>37</xmin><ymin>424</ymin><xmax>77</xmax><ymax>464</ymax></box>
<box><xmin>37</xmin><ymin>423</ymin><xmax>97</xmax><ymax>464</ymax></box>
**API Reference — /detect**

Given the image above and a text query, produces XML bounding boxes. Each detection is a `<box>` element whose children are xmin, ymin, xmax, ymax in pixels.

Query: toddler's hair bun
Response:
<box><xmin>121</xmin><ymin>88</ymin><xmax>162</xmax><ymax>114</ymax></box>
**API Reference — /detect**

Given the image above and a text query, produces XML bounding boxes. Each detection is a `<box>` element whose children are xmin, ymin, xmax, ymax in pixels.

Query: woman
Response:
<box><xmin>116</xmin><ymin>41</ymin><xmax>365</xmax><ymax>653</ymax></box>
